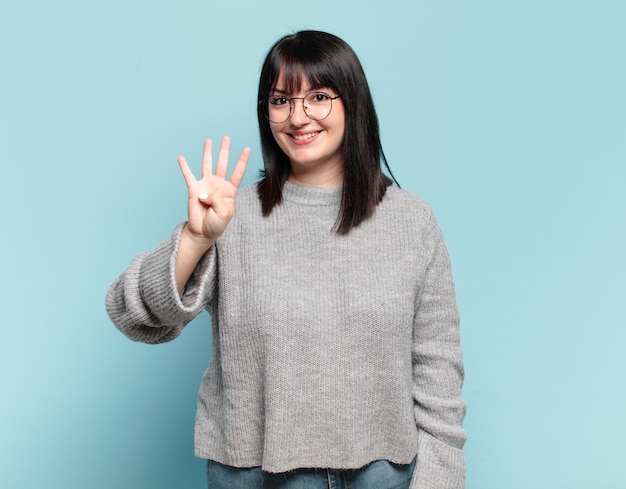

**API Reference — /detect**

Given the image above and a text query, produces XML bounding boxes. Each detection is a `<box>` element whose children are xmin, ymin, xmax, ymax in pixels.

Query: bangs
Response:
<box><xmin>268</xmin><ymin>53</ymin><xmax>338</xmax><ymax>94</ymax></box>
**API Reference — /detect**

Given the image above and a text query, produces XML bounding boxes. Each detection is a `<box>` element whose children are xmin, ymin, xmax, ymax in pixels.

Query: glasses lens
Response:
<box><xmin>266</xmin><ymin>96</ymin><xmax>290</xmax><ymax>123</ymax></box>
<box><xmin>304</xmin><ymin>92</ymin><xmax>332</xmax><ymax>121</ymax></box>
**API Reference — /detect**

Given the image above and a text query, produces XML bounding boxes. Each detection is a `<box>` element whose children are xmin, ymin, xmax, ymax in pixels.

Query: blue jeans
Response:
<box><xmin>206</xmin><ymin>458</ymin><xmax>416</xmax><ymax>489</ymax></box>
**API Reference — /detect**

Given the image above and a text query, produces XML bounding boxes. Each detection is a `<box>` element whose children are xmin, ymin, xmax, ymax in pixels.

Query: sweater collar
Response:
<box><xmin>282</xmin><ymin>180</ymin><xmax>342</xmax><ymax>206</ymax></box>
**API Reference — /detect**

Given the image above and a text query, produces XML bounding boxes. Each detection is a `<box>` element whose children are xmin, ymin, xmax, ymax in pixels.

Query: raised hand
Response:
<box><xmin>178</xmin><ymin>136</ymin><xmax>250</xmax><ymax>245</ymax></box>
<box><xmin>175</xmin><ymin>136</ymin><xmax>250</xmax><ymax>293</ymax></box>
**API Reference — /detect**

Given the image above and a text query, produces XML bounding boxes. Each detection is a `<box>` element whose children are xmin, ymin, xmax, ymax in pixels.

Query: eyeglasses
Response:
<box><xmin>262</xmin><ymin>91</ymin><xmax>341</xmax><ymax>124</ymax></box>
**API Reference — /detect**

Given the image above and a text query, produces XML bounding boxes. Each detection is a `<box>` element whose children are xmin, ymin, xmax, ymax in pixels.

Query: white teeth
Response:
<box><xmin>291</xmin><ymin>132</ymin><xmax>319</xmax><ymax>140</ymax></box>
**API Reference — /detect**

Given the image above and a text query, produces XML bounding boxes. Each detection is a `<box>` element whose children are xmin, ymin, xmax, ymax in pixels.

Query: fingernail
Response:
<box><xmin>199</xmin><ymin>193</ymin><xmax>208</xmax><ymax>199</ymax></box>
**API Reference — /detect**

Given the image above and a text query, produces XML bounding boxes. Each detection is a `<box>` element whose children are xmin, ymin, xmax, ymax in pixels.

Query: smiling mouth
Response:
<box><xmin>290</xmin><ymin>131</ymin><xmax>320</xmax><ymax>140</ymax></box>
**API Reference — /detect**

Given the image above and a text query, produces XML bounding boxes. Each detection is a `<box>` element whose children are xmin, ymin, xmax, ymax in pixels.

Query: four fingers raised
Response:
<box><xmin>178</xmin><ymin>136</ymin><xmax>250</xmax><ymax>192</ymax></box>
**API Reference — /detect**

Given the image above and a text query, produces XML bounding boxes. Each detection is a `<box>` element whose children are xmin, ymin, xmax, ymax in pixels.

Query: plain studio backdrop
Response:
<box><xmin>1</xmin><ymin>1</ymin><xmax>624</xmax><ymax>488</ymax></box>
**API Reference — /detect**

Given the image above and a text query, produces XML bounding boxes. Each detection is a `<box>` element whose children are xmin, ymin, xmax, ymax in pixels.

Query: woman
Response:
<box><xmin>106</xmin><ymin>30</ymin><xmax>466</xmax><ymax>488</ymax></box>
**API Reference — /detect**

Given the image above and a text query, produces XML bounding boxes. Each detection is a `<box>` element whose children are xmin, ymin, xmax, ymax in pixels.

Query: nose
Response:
<box><xmin>289</xmin><ymin>98</ymin><xmax>311</xmax><ymax>125</ymax></box>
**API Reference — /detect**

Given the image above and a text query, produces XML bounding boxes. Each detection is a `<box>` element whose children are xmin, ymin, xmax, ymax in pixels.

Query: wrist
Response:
<box><xmin>181</xmin><ymin>224</ymin><xmax>214</xmax><ymax>254</ymax></box>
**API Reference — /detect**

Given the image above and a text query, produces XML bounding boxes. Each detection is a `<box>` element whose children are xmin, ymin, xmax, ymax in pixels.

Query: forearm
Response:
<box><xmin>106</xmin><ymin>222</ymin><xmax>216</xmax><ymax>343</ymax></box>
<box><xmin>175</xmin><ymin>224</ymin><xmax>215</xmax><ymax>294</ymax></box>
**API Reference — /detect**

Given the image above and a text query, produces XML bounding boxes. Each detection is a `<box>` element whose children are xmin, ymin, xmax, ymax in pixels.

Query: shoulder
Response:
<box><xmin>379</xmin><ymin>185</ymin><xmax>435</xmax><ymax>224</ymax></box>
<box><xmin>377</xmin><ymin>187</ymin><xmax>452</xmax><ymax>259</ymax></box>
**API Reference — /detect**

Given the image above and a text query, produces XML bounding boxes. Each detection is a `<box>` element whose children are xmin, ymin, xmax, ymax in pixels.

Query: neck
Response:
<box><xmin>288</xmin><ymin>160</ymin><xmax>344</xmax><ymax>188</ymax></box>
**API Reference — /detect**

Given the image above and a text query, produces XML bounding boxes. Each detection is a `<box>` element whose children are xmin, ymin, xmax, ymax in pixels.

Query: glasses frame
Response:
<box><xmin>261</xmin><ymin>91</ymin><xmax>341</xmax><ymax>124</ymax></box>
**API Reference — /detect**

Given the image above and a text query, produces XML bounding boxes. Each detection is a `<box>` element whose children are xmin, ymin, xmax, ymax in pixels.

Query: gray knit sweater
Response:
<box><xmin>106</xmin><ymin>181</ymin><xmax>466</xmax><ymax>488</ymax></box>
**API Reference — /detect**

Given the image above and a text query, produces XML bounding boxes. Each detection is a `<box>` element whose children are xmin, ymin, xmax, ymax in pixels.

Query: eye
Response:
<box><xmin>308</xmin><ymin>92</ymin><xmax>331</xmax><ymax>103</ymax></box>
<box><xmin>269</xmin><ymin>96</ymin><xmax>289</xmax><ymax>106</ymax></box>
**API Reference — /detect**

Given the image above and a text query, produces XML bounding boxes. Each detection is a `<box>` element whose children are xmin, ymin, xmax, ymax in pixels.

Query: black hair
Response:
<box><xmin>257</xmin><ymin>30</ymin><xmax>398</xmax><ymax>234</ymax></box>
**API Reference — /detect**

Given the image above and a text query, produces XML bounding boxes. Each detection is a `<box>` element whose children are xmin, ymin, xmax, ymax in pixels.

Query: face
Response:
<box><xmin>268</xmin><ymin>75</ymin><xmax>345</xmax><ymax>182</ymax></box>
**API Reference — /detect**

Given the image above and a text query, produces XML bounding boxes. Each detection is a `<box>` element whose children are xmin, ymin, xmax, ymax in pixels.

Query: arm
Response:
<box><xmin>410</xmin><ymin>210</ymin><xmax>467</xmax><ymax>489</ymax></box>
<box><xmin>105</xmin><ymin>136</ymin><xmax>250</xmax><ymax>343</ymax></box>
<box><xmin>105</xmin><ymin>222</ymin><xmax>217</xmax><ymax>344</ymax></box>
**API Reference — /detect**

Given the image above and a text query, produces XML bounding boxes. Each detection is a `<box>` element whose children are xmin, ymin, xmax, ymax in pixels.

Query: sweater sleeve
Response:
<box><xmin>105</xmin><ymin>222</ymin><xmax>218</xmax><ymax>344</ymax></box>
<box><xmin>410</xmin><ymin>210</ymin><xmax>467</xmax><ymax>489</ymax></box>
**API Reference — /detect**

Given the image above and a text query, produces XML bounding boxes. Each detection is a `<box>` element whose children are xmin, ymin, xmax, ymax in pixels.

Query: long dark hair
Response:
<box><xmin>257</xmin><ymin>30</ymin><xmax>398</xmax><ymax>234</ymax></box>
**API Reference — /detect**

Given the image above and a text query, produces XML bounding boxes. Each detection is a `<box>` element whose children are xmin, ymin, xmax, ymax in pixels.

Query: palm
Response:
<box><xmin>178</xmin><ymin>136</ymin><xmax>250</xmax><ymax>243</ymax></box>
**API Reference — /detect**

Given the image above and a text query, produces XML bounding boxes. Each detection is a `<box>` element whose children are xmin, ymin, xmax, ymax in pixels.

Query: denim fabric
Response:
<box><xmin>206</xmin><ymin>457</ymin><xmax>416</xmax><ymax>489</ymax></box>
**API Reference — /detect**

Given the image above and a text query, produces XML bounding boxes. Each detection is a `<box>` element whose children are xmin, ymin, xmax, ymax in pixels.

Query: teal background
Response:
<box><xmin>1</xmin><ymin>0</ymin><xmax>624</xmax><ymax>487</ymax></box>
